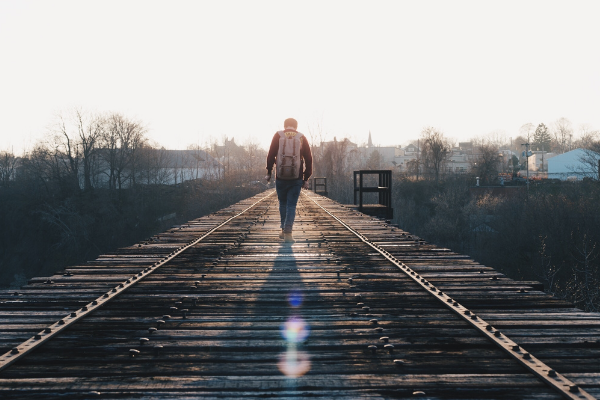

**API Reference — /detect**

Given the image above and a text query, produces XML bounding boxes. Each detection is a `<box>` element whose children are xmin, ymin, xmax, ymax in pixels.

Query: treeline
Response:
<box><xmin>391</xmin><ymin>177</ymin><xmax>600</xmax><ymax>312</ymax></box>
<box><xmin>0</xmin><ymin>110</ymin><xmax>267</xmax><ymax>288</ymax></box>
<box><xmin>308</xmin><ymin>127</ymin><xmax>600</xmax><ymax>311</ymax></box>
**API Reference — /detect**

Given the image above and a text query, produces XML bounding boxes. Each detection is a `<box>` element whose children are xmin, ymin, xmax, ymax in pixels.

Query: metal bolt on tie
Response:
<box><xmin>547</xmin><ymin>369</ymin><xmax>557</xmax><ymax>377</ymax></box>
<box><xmin>368</xmin><ymin>345</ymin><xmax>377</xmax><ymax>354</ymax></box>
<box><xmin>369</xmin><ymin>319</ymin><xmax>379</xmax><ymax>325</ymax></box>
<box><xmin>148</xmin><ymin>327</ymin><xmax>157</xmax><ymax>334</ymax></box>
<box><xmin>569</xmin><ymin>385</ymin><xmax>579</xmax><ymax>393</ymax></box>
<box><xmin>139</xmin><ymin>338</ymin><xmax>149</xmax><ymax>345</ymax></box>
<box><xmin>129</xmin><ymin>349</ymin><xmax>140</xmax><ymax>357</ymax></box>
<box><xmin>380</xmin><ymin>337</ymin><xmax>389</xmax><ymax>343</ymax></box>
<box><xmin>384</xmin><ymin>344</ymin><xmax>394</xmax><ymax>353</ymax></box>
<box><xmin>181</xmin><ymin>309</ymin><xmax>189</xmax><ymax>319</ymax></box>
<box><xmin>44</xmin><ymin>328</ymin><xmax>52</xmax><ymax>333</ymax></box>
<box><xmin>156</xmin><ymin>320</ymin><xmax>165</xmax><ymax>327</ymax></box>
<box><xmin>512</xmin><ymin>345</ymin><xmax>520</xmax><ymax>351</ymax></box>
<box><xmin>393</xmin><ymin>359</ymin><xmax>405</xmax><ymax>366</ymax></box>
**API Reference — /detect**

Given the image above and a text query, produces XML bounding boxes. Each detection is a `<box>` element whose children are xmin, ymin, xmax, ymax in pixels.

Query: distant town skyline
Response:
<box><xmin>1</xmin><ymin>0</ymin><xmax>599</xmax><ymax>155</ymax></box>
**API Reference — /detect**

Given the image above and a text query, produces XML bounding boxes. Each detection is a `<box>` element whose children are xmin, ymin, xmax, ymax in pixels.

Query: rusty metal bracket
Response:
<box><xmin>0</xmin><ymin>190</ymin><xmax>275</xmax><ymax>373</ymax></box>
<box><xmin>305</xmin><ymin>192</ymin><xmax>596</xmax><ymax>400</ymax></box>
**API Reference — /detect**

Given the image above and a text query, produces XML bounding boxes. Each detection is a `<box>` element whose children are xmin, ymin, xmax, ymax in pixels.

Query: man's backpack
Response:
<box><xmin>276</xmin><ymin>130</ymin><xmax>304</xmax><ymax>180</ymax></box>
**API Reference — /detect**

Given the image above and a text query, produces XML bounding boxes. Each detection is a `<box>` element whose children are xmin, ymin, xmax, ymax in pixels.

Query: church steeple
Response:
<box><xmin>367</xmin><ymin>131</ymin><xmax>373</xmax><ymax>148</ymax></box>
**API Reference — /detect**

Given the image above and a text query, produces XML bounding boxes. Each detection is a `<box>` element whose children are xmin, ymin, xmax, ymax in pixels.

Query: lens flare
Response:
<box><xmin>287</xmin><ymin>289</ymin><xmax>304</xmax><ymax>308</ymax></box>
<box><xmin>277</xmin><ymin>346</ymin><xmax>311</xmax><ymax>378</ymax></box>
<box><xmin>281</xmin><ymin>316</ymin><xmax>309</xmax><ymax>343</ymax></box>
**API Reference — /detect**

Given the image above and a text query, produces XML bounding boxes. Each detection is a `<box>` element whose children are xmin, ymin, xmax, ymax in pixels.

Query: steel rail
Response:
<box><xmin>304</xmin><ymin>192</ymin><xmax>596</xmax><ymax>400</ymax></box>
<box><xmin>0</xmin><ymin>190</ymin><xmax>275</xmax><ymax>373</ymax></box>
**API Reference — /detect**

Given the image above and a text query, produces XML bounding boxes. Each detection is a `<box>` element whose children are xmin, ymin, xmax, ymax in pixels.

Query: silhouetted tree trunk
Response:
<box><xmin>420</xmin><ymin>127</ymin><xmax>451</xmax><ymax>183</ymax></box>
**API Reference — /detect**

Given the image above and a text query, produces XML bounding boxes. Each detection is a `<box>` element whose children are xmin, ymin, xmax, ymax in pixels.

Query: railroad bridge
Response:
<box><xmin>1</xmin><ymin>190</ymin><xmax>599</xmax><ymax>399</ymax></box>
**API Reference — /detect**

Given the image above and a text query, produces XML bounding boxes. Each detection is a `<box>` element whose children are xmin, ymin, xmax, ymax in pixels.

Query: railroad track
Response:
<box><xmin>0</xmin><ymin>189</ymin><xmax>598</xmax><ymax>399</ymax></box>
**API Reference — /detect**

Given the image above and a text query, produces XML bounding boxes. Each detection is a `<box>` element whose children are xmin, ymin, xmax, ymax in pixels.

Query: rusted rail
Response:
<box><xmin>306</xmin><ymin>192</ymin><xmax>597</xmax><ymax>400</ymax></box>
<box><xmin>0</xmin><ymin>190</ymin><xmax>598</xmax><ymax>399</ymax></box>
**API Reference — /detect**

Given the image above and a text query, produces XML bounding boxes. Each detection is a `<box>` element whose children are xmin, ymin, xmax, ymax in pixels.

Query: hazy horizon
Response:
<box><xmin>1</xmin><ymin>0</ymin><xmax>599</xmax><ymax>155</ymax></box>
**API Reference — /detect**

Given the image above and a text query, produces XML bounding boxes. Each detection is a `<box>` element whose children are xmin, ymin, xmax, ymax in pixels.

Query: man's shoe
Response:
<box><xmin>279</xmin><ymin>230</ymin><xmax>284</xmax><ymax>239</ymax></box>
<box><xmin>283</xmin><ymin>232</ymin><xmax>295</xmax><ymax>243</ymax></box>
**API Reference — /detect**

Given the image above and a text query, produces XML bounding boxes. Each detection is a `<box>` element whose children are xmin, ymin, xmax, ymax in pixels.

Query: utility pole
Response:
<box><xmin>521</xmin><ymin>143</ymin><xmax>530</xmax><ymax>191</ymax></box>
<box><xmin>416</xmin><ymin>139</ymin><xmax>420</xmax><ymax>181</ymax></box>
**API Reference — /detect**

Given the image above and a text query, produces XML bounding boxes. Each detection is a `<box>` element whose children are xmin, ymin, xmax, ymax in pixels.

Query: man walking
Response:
<box><xmin>265</xmin><ymin>118</ymin><xmax>313</xmax><ymax>243</ymax></box>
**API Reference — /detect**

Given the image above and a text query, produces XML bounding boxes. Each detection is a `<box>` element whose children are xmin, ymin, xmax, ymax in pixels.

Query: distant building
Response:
<box><xmin>547</xmin><ymin>148</ymin><xmax>599</xmax><ymax>180</ymax></box>
<box><xmin>94</xmin><ymin>148</ymin><xmax>221</xmax><ymax>188</ymax></box>
<box><xmin>528</xmin><ymin>151</ymin><xmax>555</xmax><ymax>172</ymax></box>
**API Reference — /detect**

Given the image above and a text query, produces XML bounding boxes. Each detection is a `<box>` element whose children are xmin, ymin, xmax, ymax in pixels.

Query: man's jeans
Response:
<box><xmin>276</xmin><ymin>178</ymin><xmax>303</xmax><ymax>233</ymax></box>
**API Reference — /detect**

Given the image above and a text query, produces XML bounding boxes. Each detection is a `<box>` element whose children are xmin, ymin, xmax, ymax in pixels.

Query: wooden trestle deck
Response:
<box><xmin>0</xmin><ymin>190</ymin><xmax>599</xmax><ymax>399</ymax></box>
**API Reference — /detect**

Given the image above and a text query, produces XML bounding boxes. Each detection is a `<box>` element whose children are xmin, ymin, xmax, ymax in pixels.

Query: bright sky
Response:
<box><xmin>1</xmin><ymin>0</ymin><xmax>599</xmax><ymax>154</ymax></box>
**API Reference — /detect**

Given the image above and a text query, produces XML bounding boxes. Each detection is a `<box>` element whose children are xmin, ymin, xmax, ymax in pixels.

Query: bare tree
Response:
<box><xmin>241</xmin><ymin>137</ymin><xmax>267</xmax><ymax>181</ymax></box>
<box><xmin>552</xmin><ymin>117</ymin><xmax>573</xmax><ymax>154</ymax></box>
<box><xmin>51</xmin><ymin>115</ymin><xmax>81</xmax><ymax>192</ymax></box>
<box><xmin>567</xmin><ymin>232</ymin><xmax>600</xmax><ymax>311</ymax></box>
<box><xmin>137</xmin><ymin>143</ymin><xmax>173</xmax><ymax>185</ymax></box>
<box><xmin>574</xmin><ymin>124</ymin><xmax>599</xmax><ymax>149</ymax></box>
<box><xmin>471</xmin><ymin>141</ymin><xmax>501</xmax><ymax>185</ymax></box>
<box><xmin>577</xmin><ymin>144</ymin><xmax>600</xmax><ymax>179</ymax></box>
<box><xmin>100</xmin><ymin>113</ymin><xmax>147</xmax><ymax>190</ymax></box>
<box><xmin>74</xmin><ymin>109</ymin><xmax>104</xmax><ymax>191</ymax></box>
<box><xmin>0</xmin><ymin>150</ymin><xmax>17</xmax><ymax>187</ymax></box>
<box><xmin>420</xmin><ymin>127</ymin><xmax>451</xmax><ymax>182</ymax></box>
<box><xmin>520</xmin><ymin>123</ymin><xmax>535</xmax><ymax>143</ymax></box>
<box><xmin>320</xmin><ymin>137</ymin><xmax>354</xmax><ymax>202</ymax></box>
<box><xmin>306</xmin><ymin>118</ymin><xmax>326</xmax><ymax>178</ymax></box>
